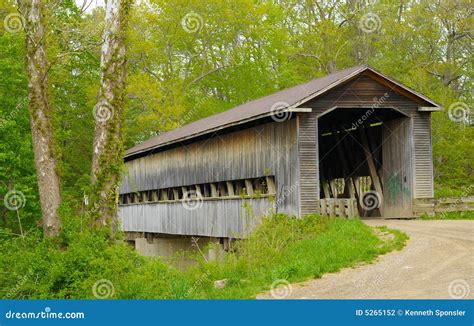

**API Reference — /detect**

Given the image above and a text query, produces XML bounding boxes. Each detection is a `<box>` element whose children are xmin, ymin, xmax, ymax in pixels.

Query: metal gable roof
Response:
<box><xmin>125</xmin><ymin>65</ymin><xmax>440</xmax><ymax>159</ymax></box>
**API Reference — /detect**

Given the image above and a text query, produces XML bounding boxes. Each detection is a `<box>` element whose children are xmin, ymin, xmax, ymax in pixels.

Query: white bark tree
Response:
<box><xmin>19</xmin><ymin>0</ymin><xmax>61</xmax><ymax>237</ymax></box>
<box><xmin>91</xmin><ymin>0</ymin><xmax>132</xmax><ymax>227</ymax></box>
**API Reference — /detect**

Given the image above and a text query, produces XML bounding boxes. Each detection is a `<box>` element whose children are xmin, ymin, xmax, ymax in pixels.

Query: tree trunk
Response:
<box><xmin>21</xmin><ymin>0</ymin><xmax>61</xmax><ymax>237</ymax></box>
<box><xmin>90</xmin><ymin>0</ymin><xmax>131</xmax><ymax>228</ymax></box>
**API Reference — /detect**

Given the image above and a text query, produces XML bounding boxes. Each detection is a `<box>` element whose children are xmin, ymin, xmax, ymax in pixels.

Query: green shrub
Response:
<box><xmin>0</xmin><ymin>214</ymin><xmax>407</xmax><ymax>299</ymax></box>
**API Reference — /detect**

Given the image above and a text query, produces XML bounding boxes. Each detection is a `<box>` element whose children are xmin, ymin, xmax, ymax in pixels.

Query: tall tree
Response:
<box><xmin>18</xmin><ymin>0</ymin><xmax>61</xmax><ymax>237</ymax></box>
<box><xmin>90</xmin><ymin>0</ymin><xmax>132</xmax><ymax>227</ymax></box>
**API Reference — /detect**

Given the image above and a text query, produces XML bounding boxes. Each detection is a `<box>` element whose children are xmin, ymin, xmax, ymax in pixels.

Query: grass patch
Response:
<box><xmin>0</xmin><ymin>214</ymin><xmax>408</xmax><ymax>299</ymax></box>
<box><xmin>166</xmin><ymin>215</ymin><xmax>408</xmax><ymax>299</ymax></box>
<box><xmin>420</xmin><ymin>211</ymin><xmax>474</xmax><ymax>220</ymax></box>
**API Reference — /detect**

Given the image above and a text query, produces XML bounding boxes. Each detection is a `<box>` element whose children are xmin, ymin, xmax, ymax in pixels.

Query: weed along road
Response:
<box><xmin>258</xmin><ymin>220</ymin><xmax>474</xmax><ymax>299</ymax></box>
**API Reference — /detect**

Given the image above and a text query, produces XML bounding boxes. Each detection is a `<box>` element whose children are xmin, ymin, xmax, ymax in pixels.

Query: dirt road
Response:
<box><xmin>258</xmin><ymin>220</ymin><xmax>474</xmax><ymax>299</ymax></box>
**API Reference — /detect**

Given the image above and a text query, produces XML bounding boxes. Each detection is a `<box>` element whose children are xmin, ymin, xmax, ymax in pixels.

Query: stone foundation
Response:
<box><xmin>126</xmin><ymin>232</ymin><xmax>229</xmax><ymax>268</ymax></box>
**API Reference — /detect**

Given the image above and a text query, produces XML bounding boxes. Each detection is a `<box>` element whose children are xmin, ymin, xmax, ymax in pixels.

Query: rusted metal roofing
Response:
<box><xmin>125</xmin><ymin>65</ymin><xmax>440</xmax><ymax>159</ymax></box>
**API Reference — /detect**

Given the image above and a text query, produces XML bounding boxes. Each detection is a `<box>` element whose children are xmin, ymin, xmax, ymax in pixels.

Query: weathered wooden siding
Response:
<box><xmin>297</xmin><ymin>113</ymin><xmax>319</xmax><ymax>215</ymax></box>
<box><xmin>304</xmin><ymin>74</ymin><xmax>434</xmax><ymax>215</ymax></box>
<box><xmin>382</xmin><ymin>117</ymin><xmax>413</xmax><ymax>217</ymax></box>
<box><xmin>412</xmin><ymin>113</ymin><xmax>434</xmax><ymax>198</ymax></box>
<box><xmin>119</xmin><ymin>198</ymin><xmax>273</xmax><ymax>238</ymax></box>
<box><xmin>119</xmin><ymin>119</ymin><xmax>299</xmax><ymax>236</ymax></box>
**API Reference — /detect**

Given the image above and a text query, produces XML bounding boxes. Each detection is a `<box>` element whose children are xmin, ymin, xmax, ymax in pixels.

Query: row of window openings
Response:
<box><xmin>119</xmin><ymin>176</ymin><xmax>276</xmax><ymax>205</ymax></box>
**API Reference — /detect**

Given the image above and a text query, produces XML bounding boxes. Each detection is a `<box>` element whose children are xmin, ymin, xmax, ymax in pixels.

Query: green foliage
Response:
<box><xmin>0</xmin><ymin>0</ymin><xmax>472</xmax><ymax>231</ymax></box>
<box><xmin>0</xmin><ymin>0</ymin><xmax>469</xmax><ymax>299</ymax></box>
<box><xmin>0</xmin><ymin>11</ymin><xmax>41</xmax><ymax>234</ymax></box>
<box><xmin>0</xmin><ymin>214</ymin><xmax>407</xmax><ymax>299</ymax></box>
<box><xmin>432</xmin><ymin>113</ymin><xmax>474</xmax><ymax>197</ymax></box>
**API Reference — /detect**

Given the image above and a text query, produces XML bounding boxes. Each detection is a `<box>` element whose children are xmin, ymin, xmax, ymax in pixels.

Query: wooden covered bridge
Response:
<box><xmin>118</xmin><ymin>65</ymin><xmax>440</xmax><ymax>256</ymax></box>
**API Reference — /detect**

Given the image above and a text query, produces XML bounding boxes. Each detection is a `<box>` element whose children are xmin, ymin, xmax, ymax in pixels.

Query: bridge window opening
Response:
<box><xmin>119</xmin><ymin>176</ymin><xmax>277</xmax><ymax>206</ymax></box>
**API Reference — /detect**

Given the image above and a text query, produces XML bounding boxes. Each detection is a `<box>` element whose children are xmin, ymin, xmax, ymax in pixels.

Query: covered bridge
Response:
<box><xmin>118</xmin><ymin>65</ymin><xmax>440</xmax><ymax>254</ymax></box>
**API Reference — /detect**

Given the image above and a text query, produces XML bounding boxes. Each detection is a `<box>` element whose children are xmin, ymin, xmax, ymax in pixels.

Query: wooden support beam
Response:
<box><xmin>152</xmin><ymin>190</ymin><xmax>159</xmax><ymax>201</ymax></box>
<box><xmin>160</xmin><ymin>189</ymin><xmax>168</xmax><ymax>201</ymax></box>
<box><xmin>354</xmin><ymin>177</ymin><xmax>361</xmax><ymax>199</ymax></box>
<box><xmin>217</xmin><ymin>183</ymin><xmax>227</xmax><ymax>196</ymax></box>
<box><xmin>210</xmin><ymin>183</ymin><xmax>218</xmax><ymax>197</ymax></box>
<box><xmin>195</xmin><ymin>184</ymin><xmax>202</xmax><ymax>196</ymax></box>
<box><xmin>359</xmin><ymin>128</ymin><xmax>383</xmax><ymax>197</ymax></box>
<box><xmin>245</xmin><ymin>179</ymin><xmax>254</xmax><ymax>195</ymax></box>
<box><xmin>266</xmin><ymin>176</ymin><xmax>276</xmax><ymax>194</ymax></box>
<box><xmin>226</xmin><ymin>181</ymin><xmax>235</xmax><ymax>196</ymax></box>
<box><xmin>330</xmin><ymin>179</ymin><xmax>338</xmax><ymax>198</ymax></box>
<box><xmin>172</xmin><ymin>188</ymin><xmax>179</xmax><ymax>200</ymax></box>
<box><xmin>320</xmin><ymin>171</ymin><xmax>331</xmax><ymax>199</ymax></box>
<box><xmin>366</xmin><ymin>126</ymin><xmax>383</xmax><ymax>187</ymax></box>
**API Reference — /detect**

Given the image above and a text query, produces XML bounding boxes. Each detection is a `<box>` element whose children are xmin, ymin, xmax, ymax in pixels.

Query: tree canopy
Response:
<box><xmin>0</xmin><ymin>0</ymin><xmax>472</xmax><ymax>235</ymax></box>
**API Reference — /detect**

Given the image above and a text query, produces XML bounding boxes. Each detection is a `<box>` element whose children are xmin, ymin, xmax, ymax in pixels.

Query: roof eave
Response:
<box><xmin>418</xmin><ymin>106</ymin><xmax>443</xmax><ymax>112</ymax></box>
<box><xmin>365</xmin><ymin>67</ymin><xmax>442</xmax><ymax>108</ymax></box>
<box><xmin>125</xmin><ymin>107</ymin><xmax>311</xmax><ymax>159</ymax></box>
